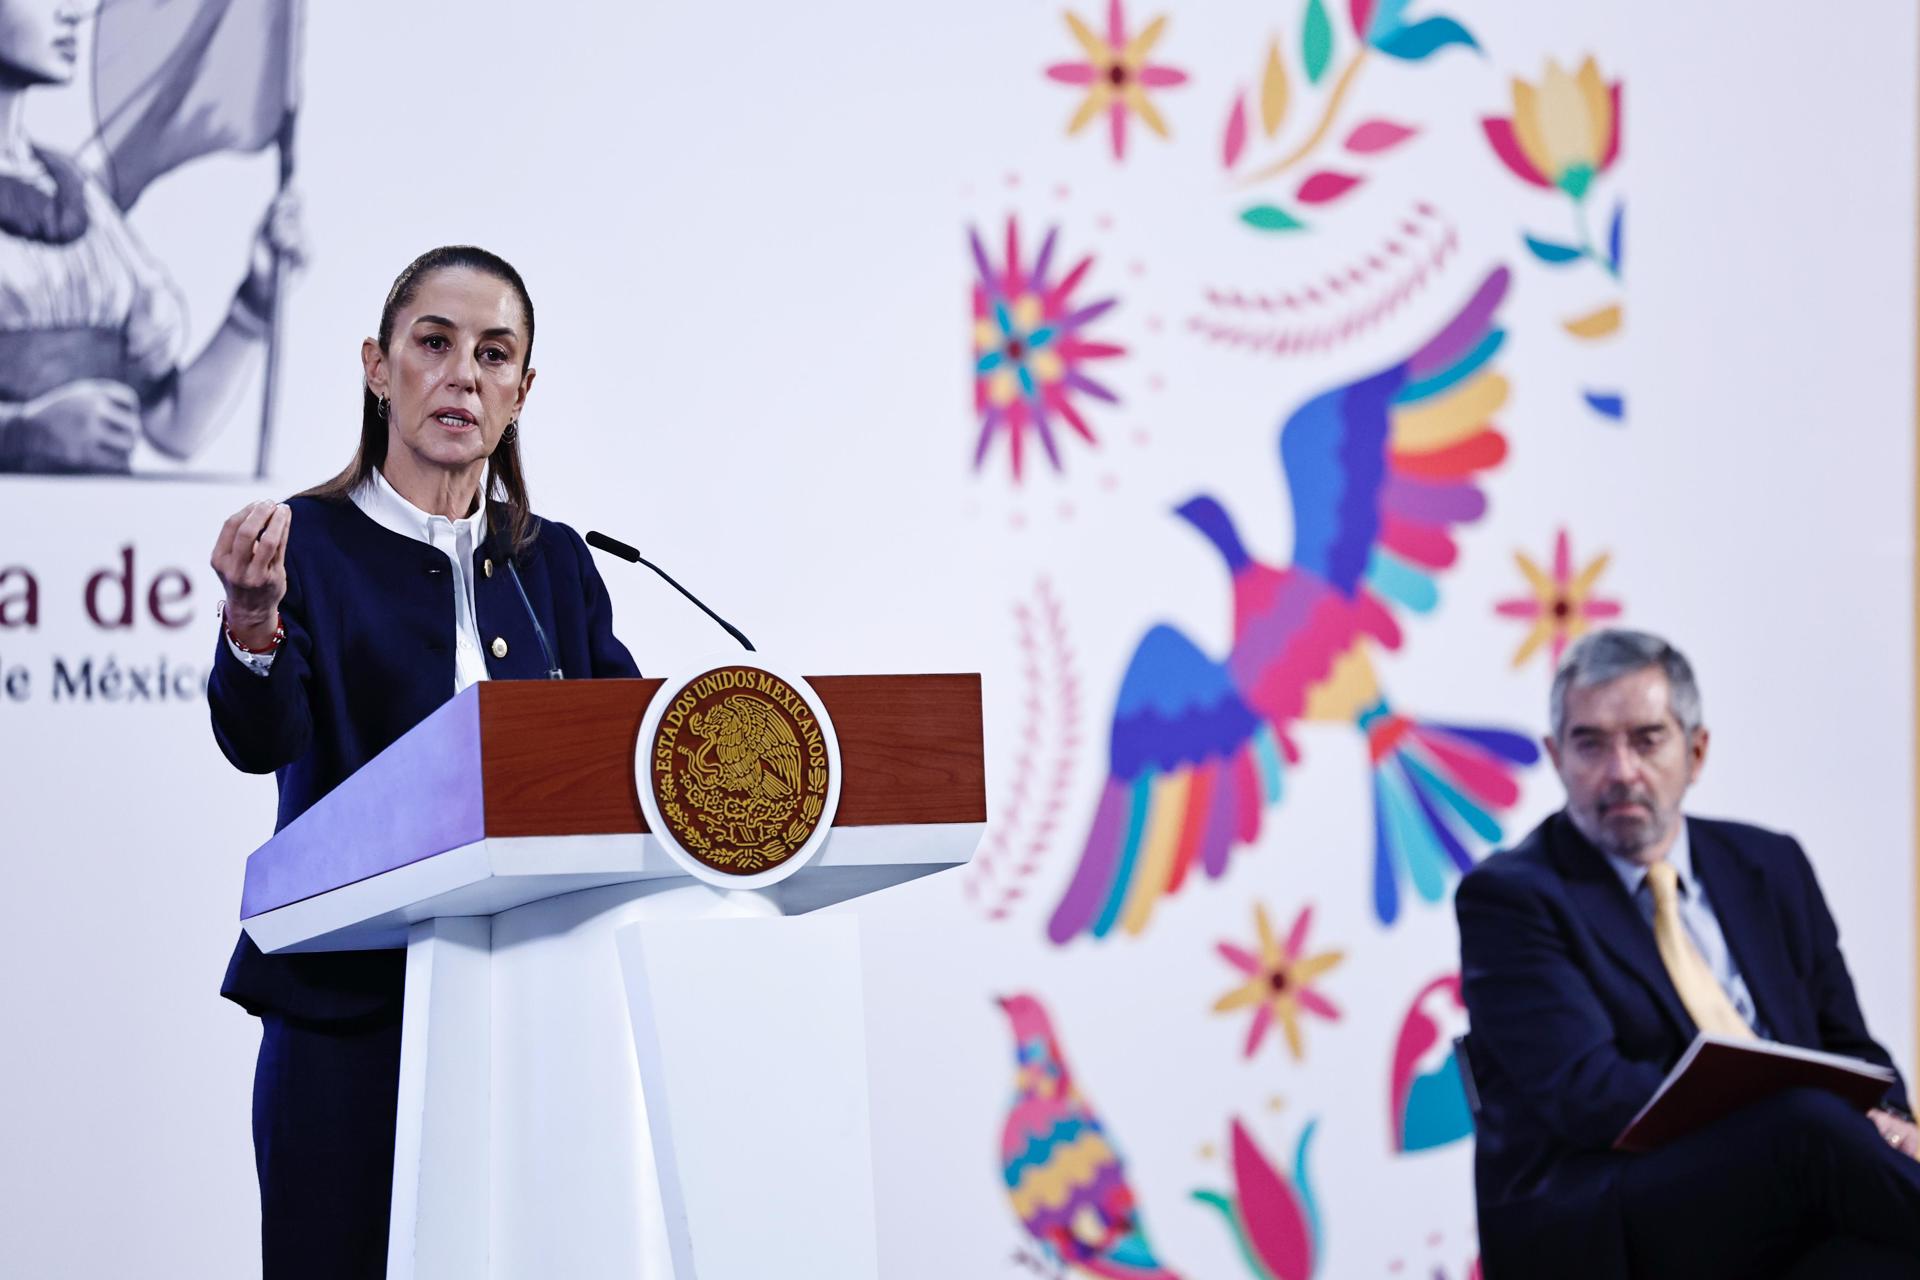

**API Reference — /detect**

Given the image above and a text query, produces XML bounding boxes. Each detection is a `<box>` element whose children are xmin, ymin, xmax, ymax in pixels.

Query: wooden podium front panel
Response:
<box><xmin>478</xmin><ymin>674</ymin><xmax>986</xmax><ymax>838</ymax></box>
<box><xmin>810</xmin><ymin>674</ymin><xmax>987</xmax><ymax>826</ymax></box>
<box><xmin>478</xmin><ymin>679</ymin><xmax>659</xmax><ymax>838</ymax></box>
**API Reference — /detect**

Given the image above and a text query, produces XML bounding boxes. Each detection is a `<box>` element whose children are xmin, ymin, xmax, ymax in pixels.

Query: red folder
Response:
<box><xmin>1614</xmin><ymin>1034</ymin><xmax>1897</xmax><ymax>1153</ymax></box>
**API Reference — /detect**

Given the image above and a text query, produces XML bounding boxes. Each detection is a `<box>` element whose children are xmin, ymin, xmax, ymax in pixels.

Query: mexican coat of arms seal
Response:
<box><xmin>638</xmin><ymin>664</ymin><xmax>841</xmax><ymax>885</ymax></box>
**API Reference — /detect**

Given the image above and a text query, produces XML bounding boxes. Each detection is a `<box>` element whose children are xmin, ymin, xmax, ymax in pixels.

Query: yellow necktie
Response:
<box><xmin>1645</xmin><ymin>861</ymin><xmax>1754</xmax><ymax>1040</ymax></box>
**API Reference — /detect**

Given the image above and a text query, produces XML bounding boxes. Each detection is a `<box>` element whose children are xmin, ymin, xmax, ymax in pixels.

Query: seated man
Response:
<box><xmin>1457</xmin><ymin>628</ymin><xmax>1920</xmax><ymax>1279</ymax></box>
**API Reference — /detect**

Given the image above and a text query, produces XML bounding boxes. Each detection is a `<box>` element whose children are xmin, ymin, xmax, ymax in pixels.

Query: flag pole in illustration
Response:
<box><xmin>256</xmin><ymin>4</ymin><xmax>303</xmax><ymax>480</ymax></box>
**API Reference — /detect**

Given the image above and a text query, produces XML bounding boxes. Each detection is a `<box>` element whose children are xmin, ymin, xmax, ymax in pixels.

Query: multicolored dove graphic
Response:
<box><xmin>1048</xmin><ymin>267</ymin><xmax>1538</xmax><ymax>944</ymax></box>
<box><xmin>999</xmin><ymin>994</ymin><xmax>1182</xmax><ymax>1279</ymax></box>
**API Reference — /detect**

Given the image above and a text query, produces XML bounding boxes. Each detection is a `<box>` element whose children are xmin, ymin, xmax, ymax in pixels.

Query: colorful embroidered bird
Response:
<box><xmin>1048</xmin><ymin>267</ymin><xmax>1538</xmax><ymax>943</ymax></box>
<box><xmin>998</xmin><ymin>994</ymin><xmax>1182</xmax><ymax>1279</ymax></box>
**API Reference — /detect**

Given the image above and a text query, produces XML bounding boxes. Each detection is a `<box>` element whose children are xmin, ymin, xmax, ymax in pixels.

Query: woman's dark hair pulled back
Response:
<box><xmin>302</xmin><ymin>245</ymin><xmax>539</xmax><ymax>555</ymax></box>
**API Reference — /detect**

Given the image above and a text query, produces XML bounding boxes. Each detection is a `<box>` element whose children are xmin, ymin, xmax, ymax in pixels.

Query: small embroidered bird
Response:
<box><xmin>998</xmin><ymin>993</ymin><xmax>1182</xmax><ymax>1279</ymax></box>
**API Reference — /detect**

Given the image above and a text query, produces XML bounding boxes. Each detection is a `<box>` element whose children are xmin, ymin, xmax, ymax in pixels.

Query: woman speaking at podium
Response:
<box><xmin>205</xmin><ymin>246</ymin><xmax>639</xmax><ymax>1276</ymax></box>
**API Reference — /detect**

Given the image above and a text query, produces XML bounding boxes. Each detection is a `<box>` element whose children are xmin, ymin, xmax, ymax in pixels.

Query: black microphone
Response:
<box><xmin>585</xmin><ymin>530</ymin><xmax>756</xmax><ymax>652</ymax></box>
<box><xmin>503</xmin><ymin>559</ymin><xmax>564</xmax><ymax>679</ymax></box>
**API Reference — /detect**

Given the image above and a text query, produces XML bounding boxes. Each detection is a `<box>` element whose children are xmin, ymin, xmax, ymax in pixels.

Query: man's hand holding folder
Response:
<box><xmin>1614</xmin><ymin>1035</ymin><xmax>1898</xmax><ymax>1154</ymax></box>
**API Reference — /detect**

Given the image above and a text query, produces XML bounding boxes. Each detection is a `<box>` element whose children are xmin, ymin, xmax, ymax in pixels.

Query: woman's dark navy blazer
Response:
<box><xmin>207</xmin><ymin>493</ymin><xmax>639</xmax><ymax>1023</ymax></box>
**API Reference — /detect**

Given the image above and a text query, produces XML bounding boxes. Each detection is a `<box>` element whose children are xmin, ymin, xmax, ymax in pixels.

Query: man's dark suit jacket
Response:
<box><xmin>207</xmin><ymin>493</ymin><xmax>640</xmax><ymax>1024</ymax></box>
<box><xmin>1456</xmin><ymin>810</ymin><xmax>1909</xmax><ymax>1280</ymax></box>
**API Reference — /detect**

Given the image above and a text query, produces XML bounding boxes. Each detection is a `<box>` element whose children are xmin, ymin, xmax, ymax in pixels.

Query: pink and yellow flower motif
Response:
<box><xmin>1494</xmin><ymin>528</ymin><xmax>1623</xmax><ymax>669</ymax></box>
<box><xmin>1483</xmin><ymin>56</ymin><xmax>1620</xmax><ymax>200</ymax></box>
<box><xmin>970</xmin><ymin>217</ymin><xmax>1126</xmax><ymax>481</ymax></box>
<box><xmin>1483</xmin><ymin>56</ymin><xmax>1624</xmax><ymax>418</ymax></box>
<box><xmin>1213</xmin><ymin>903</ymin><xmax>1343</xmax><ymax>1062</ymax></box>
<box><xmin>1046</xmin><ymin>0</ymin><xmax>1188</xmax><ymax>161</ymax></box>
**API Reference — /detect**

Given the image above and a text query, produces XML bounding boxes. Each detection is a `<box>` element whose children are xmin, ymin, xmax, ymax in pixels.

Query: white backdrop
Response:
<box><xmin>0</xmin><ymin>1</ymin><xmax>1914</xmax><ymax>1275</ymax></box>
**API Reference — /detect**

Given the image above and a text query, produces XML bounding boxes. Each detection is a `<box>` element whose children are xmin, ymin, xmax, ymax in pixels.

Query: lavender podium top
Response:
<box><xmin>238</xmin><ymin>676</ymin><xmax>986</xmax><ymax>954</ymax></box>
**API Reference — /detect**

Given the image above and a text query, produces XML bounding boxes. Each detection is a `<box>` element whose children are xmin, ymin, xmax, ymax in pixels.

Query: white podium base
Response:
<box><xmin>385</xmin><ymin>881</ymin><xmax>879</xmax><ymax>1280</ymax></box>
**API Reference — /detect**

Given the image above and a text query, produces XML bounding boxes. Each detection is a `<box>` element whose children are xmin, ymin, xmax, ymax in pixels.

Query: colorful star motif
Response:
<box><xmin>969</xmin><ymin>217</ymin><xmax>1126</xmax><ymax>481</ymax></box>
<box><xmin>1045</xmin><ymin>0</ymin><xmax>1188</xmax><ymax>161</ymax></box>
<box><xmin>1494</xmin><ymin>528</ymin><xmax>1623</xmax><ymax>669</ymax></box>
<box><xmin>1212</xmin><ymin>903</ymin><xmax>1343</xmax><ymax>1061</ymax></box>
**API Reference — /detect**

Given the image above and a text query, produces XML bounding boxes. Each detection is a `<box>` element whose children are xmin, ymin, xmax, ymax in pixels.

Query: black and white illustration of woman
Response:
<box><xmin>0</xmin><ymin>0</ymin><xmax>303</xmax><ymax>475</ymax></box>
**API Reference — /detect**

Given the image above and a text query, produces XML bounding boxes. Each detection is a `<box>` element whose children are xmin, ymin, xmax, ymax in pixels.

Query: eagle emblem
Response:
<box><xmin>646</xmin><ymin>666</ymin><xmax>834</xmax><ymax>876</ymax></box>
<box><xmin>685</xmin><ymin>695</ymin><xmax>805</xmax><ymax>806</ymax></box>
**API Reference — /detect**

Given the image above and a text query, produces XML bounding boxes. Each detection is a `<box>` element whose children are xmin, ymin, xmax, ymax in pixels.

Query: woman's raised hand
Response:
<box><xmin>211</xmin><ymin>501</ymin><xmax>291</xmax><ymax>646</ymax></box>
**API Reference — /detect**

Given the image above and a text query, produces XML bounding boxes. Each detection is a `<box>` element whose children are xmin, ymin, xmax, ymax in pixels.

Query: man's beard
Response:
<box><xmin>1572</xmin><ymin>785</ymin><xmax>1673</xmax><ymax>860</ymax></box>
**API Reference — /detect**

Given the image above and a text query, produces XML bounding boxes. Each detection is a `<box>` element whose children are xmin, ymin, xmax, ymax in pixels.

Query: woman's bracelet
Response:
<box><xmin>220</xmin><ymin>601</ymin><xmax>284</xmax><ymax>654</ymax></box>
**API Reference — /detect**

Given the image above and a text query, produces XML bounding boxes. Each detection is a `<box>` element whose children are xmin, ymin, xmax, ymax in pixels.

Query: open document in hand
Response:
<box><xmin>1614</xmin><ymin>1034</ymin><xmax>1897</xmax><ymax>1153</ymax></box>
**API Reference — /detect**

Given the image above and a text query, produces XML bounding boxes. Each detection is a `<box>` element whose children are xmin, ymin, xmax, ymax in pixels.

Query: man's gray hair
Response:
<box><xmin>1549</xmin><ymin>628</ymin><xmax>1703</xmax><ymax>741</ymax></box>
